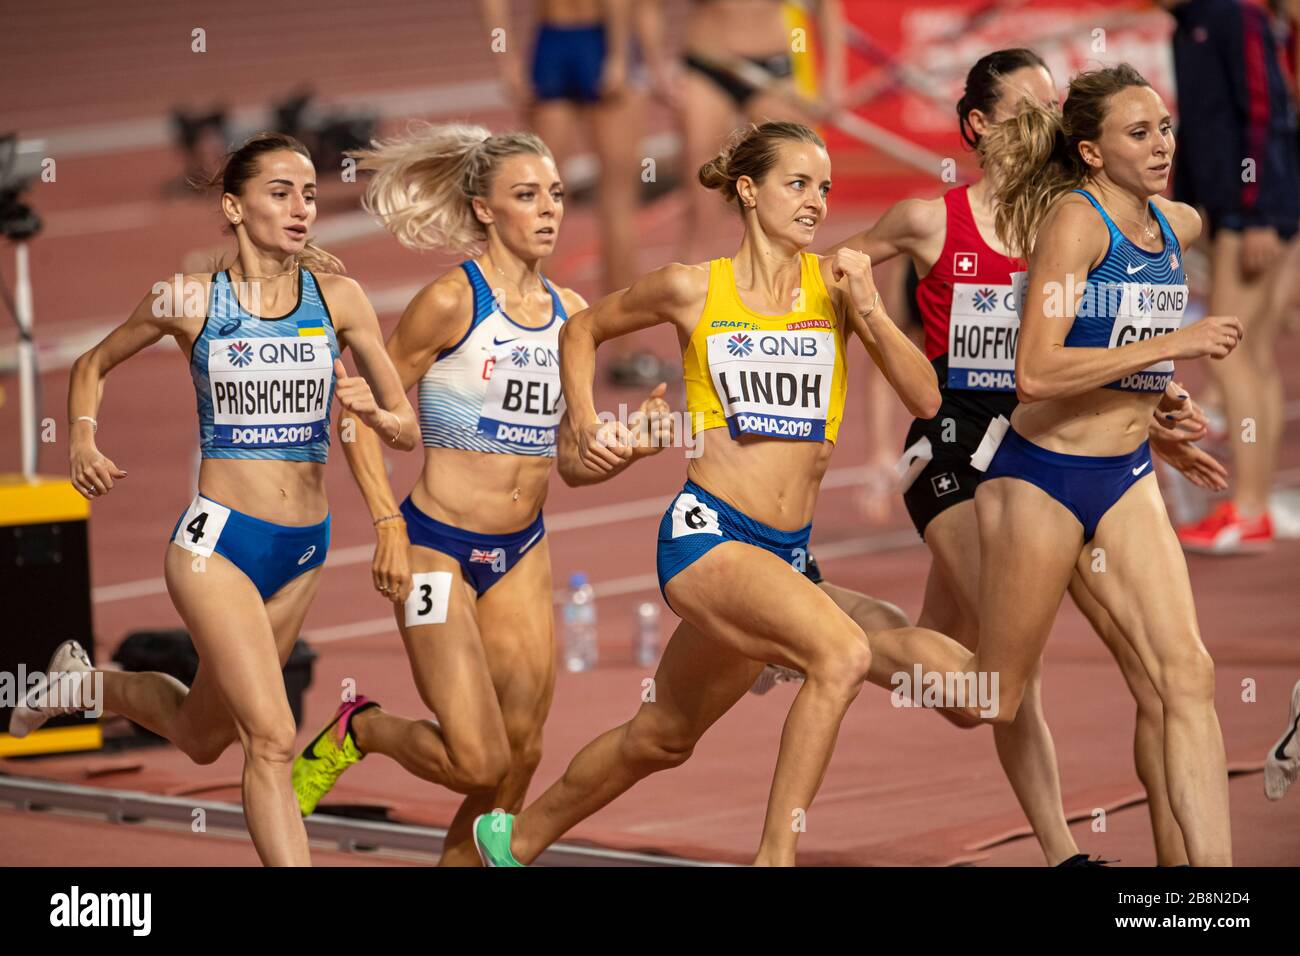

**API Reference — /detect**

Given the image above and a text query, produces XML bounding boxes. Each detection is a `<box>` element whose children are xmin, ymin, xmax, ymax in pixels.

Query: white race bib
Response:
<box><xmin>172</xmin><ymin>495</ymin><xmax>231</xmax><ymax>557</ymax></box>
<box><xmin>707</xmin><ymin>329</ymin><xmax>834</xmax><ymax>441</ymax></box>
<box><xmin>1110</xmin><ymin>283</ymin><xmax>1185</xmax><ymax>390</ymax></box>
<box><xmin>946</xmin><ymin>281</ymin><xmax>1019</xmax><ymax>392</ymax></box>
<box><xmin>477</xmin><ymin>340</ymin><xmax>564</xmax><ymax>448</ymax></box>
<box><xmin>208</xmin><ymin>336</ymin><xmax>331</xmax><ymax>447</ymax></box>
<box><xmin>405</xmin><ymin>571</ymin><xmax>453</xmax><ymax>627</ymax></box>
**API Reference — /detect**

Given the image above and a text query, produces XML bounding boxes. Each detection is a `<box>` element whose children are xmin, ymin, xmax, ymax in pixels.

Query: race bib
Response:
<box><xmin>1108</xmin><ymin>283</ymin><xmax>1185</xmax><ymax>392</ymax></box>
<box><xmin>405</xmin><ymin>571</ymin><xmax>453</xmax><ymax>627</ymax></box>
<box><xmin>477</xmin><ymin>340</ymin><xmax>564</xmax><ymax>448</ymax></box>
<box><xmin>172</xmin><ymin>495</ymin><xmax>230</xmax><ymax>557</ymax></box>
<box><xmin>207</xmin><ymin>336</ymin><xmax>332</xmax><ymax>448</ymax></box>
<box><xmin>947</xmin><ymin>281</ymin><xmax>1020</xmax><ymax>392</ymax></box>
<box><xmin>707</xmin><ymin>330</ymin><xmax>835</xmax><ymax>441</ymax></box>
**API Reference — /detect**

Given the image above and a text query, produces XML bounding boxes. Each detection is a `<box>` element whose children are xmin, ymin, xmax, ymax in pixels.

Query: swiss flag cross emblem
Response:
<box><xmin>953</xmin><ymin>252</ymin><xmax>978</xmax><ymax>276</ymax></box>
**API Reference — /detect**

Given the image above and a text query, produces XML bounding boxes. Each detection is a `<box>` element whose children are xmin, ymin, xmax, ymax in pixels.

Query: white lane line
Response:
<box><xmin>91</xmin><ymin>466</ymin><xmax>871</xmax><ymax>605</ymax></box>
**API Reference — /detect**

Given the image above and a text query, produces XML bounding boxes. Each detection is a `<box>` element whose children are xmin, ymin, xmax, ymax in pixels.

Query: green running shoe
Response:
<box><xmin>292</xmin><ymin>696</ymin><xmax>377</xmax><ymax>816</ymax></box>
<box><xmin>473</xmin><ymin>812</ymin><xmax>524</xmax><ymax>867</ymax></box>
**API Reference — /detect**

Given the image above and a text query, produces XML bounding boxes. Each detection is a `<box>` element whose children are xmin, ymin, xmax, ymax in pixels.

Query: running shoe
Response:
<box><xmin>1054</xmin><ymin>853</ymin><xmax>1114</xmax><ymax>867</ymax></box>
<box><xmin>1264</xmin><ymin>680</ymin><xmax>1300</xmax><ymax>801</ymax></box>
<box><xmin>292</xmin><ymin>696</ymin><xmax>378</xmax><ymax>816</ymax></box>
<box><xmin>1177</xmin><ymin>501</ymin><xmax>1273</xmax><ymax>554</ymax></box>
<box><xmin>473</xmin><ymin>812</ymin><xmax>524</xmax><ymax>867</ymax></box>
<box><xmin>748</xmin><ymin>664</ymin><xmax>806</xmax><ymax>696</ymax></box>
<box><xmin>8</xmin><ymin>640</ymin><xmax>95</xmax><ymax>739</ymax></box>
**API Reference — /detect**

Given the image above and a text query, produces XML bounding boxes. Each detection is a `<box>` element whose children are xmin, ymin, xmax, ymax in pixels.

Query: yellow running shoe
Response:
<box><xmin>292</xmin><ymin>696</ymin><xmax>378</xmax><ymax>817</ymax></box>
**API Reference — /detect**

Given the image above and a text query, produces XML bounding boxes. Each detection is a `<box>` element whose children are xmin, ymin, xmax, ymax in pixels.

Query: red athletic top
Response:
<box><xmin>914</xmin><ymin>185</ymin><xmax>1023</xmax><ymax>362</ymax></box>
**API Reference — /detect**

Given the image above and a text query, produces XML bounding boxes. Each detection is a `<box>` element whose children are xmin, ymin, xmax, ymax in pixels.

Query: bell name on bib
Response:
<box><xmin>477</xmin><ymin>340</ymin><xmax>565</xmax><ymax>447</ymax></box>
<box><xmin>208</xmin><ymin>335</ymin><xmax>332</xmax><ymax>447</ymax></box>
<box><xmin>707</xmin><ymin>329</ymin><xmax>834</xmax><ymax>442</ymax></box>
<box><xmin>947</xmin><ymin>281</ymin><xmax>1020</xmax><ymax>392</ymax></box>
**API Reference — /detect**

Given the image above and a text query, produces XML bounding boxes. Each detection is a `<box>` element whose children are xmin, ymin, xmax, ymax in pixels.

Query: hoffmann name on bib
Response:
<box><xmin>708</xmin><ymin>329</ymin><xmax>834</xmax><ymax>441</ymax></box>
<box><xmin>948</xmin><ymin>281</ymin><xmax>1020</xmax><ymax>392</ymax></box>
<box><xmin>478</xmin><ymin>340</ymin><xmax>564</xmax><ymax>448</ymax></box>
<box><xmin>208</xmin><ymin>336</ymin><xmax>331</xmax><ymax>448</ymax></box>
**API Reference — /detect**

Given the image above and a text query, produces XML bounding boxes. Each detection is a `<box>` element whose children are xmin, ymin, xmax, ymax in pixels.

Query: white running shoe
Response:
<box><xmin>748</xmin><ymin>664</ymin><xmax>806</xmax><ymax>696</ymax></box>
<box><xmin>1264</xmin><ymin>679</ymin><xmax>1300</xmax><ymax>801</ymax></box>
<box><xmin>8</xmin><ymin>640</ymin><xmax>95</xmax><ymax>739</ymax></box>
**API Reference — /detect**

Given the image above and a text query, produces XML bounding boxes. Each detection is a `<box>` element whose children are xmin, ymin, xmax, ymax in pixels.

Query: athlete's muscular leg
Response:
<box><xmin>1068</xmin><ymin>569</ymin><xmax>1189</xmax><ymax>865</ymax></box>
<box><xmin>1076</xmin><ymin>478</ymin><xmax>1231</xmax><ymax>865</ymax></box>
<box><xmin>438</xmin><ymin>542</ymin><xmax>557</xmax><ymax>866</ymax></box>
<box><xmin>163</xmin><ymin>545</ymin><xmax>311</xmax><ymax>865</ymax></box>
<box><xmin>101</xmin><ymin>555</ymin><xmax>317</xmax><ymax>765</ymax></box>
<box><xmin>509</xmin><ymin>617</ymin><xmax>761</xmax><ymax>864</ymax></box>
<box><xmin>966</xmin><ymin>478</ymin><xmax>1084</xmax><ymax>723</ymax></box>
<box><xmin>928</xmin><ymin>499</ymin><xmax>1081</xmax><ymax>865</ymax></box>
<box><xmin>350</xmin><ymin>547</ymin><xmax>511</xmax><ymax>794</ymax></box>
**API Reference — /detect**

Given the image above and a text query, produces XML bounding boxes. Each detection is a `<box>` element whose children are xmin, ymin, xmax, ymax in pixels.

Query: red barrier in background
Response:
<box><xmin>829</xmin><ymin>1</ymin><xmax>1176</xmax><ymax>198</ymax></box>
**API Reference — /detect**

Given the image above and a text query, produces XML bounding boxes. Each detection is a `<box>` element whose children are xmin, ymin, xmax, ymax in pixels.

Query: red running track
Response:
<box><xmin>2</xmin><ymin>0</ymin><xmax>1298</xmax><ymax>866</ymax></box>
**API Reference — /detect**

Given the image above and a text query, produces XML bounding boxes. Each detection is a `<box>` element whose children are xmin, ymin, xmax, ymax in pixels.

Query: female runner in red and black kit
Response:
<box><xmin>830</xmin><ymin>49</ymin><xmax>1226</xmax><ymax>865</ymax></box>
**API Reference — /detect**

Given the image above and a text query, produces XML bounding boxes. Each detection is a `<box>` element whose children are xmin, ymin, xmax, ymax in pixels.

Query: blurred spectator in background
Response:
<box><xmin>1158</xmin><ymin>0</ymin><xmax>1300</xmax><ymax>553</ymax></box>
<box><xmin>679</xmin><ymin>1</ymin><xmax>845</xmax><ymax>261</ymax></box>
<box><xmin>480</xmin><ymin>1</ymin><xmax>671</xmax><ymax>296</ymax></box>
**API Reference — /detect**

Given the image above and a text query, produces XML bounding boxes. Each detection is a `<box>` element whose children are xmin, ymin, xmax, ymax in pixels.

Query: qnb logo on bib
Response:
<box><xmin>708</xmin><ymin>330</ymin><xmax>834</xmax><ymax>442</ymax></box>
<box><xmin>948</xmin><ymin>283</ymin><xmax>1019</xmax><ymax>392</ymax></box>
<box><xmin>1107</xmin><ymin>283</ymin><xmax>1186</xmax><ymax>392</ymax></box>
<box><xmin>208</xmin><ymin>336</ymin><xmax>332</xmax><ymax>447</ymax></box>
<box><xmin>477</xmin><ymin>341</ymin><xmax>564</xmax><ymax>447</ymax></box>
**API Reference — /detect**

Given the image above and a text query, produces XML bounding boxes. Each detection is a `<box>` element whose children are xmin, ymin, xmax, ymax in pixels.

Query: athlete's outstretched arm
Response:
<box><xmin>1017</xmin><ymin>198</ymin><xmax>1243</xmax><ymax>402</ymax></box>
<box><xmin>335</xmin><ymin>278</ymin><xmax>462</xmax><ymax>604</ymax></box>
<box><xmin>327</xmin><ymin>276</ymin><xmax>419</xmax><ymax>451</ymax></box>
<box><xmin>67</xmin><ymin>277</ymin><xmax>196</xmax><ymax>499</ymax></box>
<box><xmin>822</xmin><ymin>197</ymin><xmax>942</xmax><ymax>266</ymax></box>
<box><xmin>559</xmin><ymin>262</ymin><xmax>706</xmax><ymax>476</ymax></box>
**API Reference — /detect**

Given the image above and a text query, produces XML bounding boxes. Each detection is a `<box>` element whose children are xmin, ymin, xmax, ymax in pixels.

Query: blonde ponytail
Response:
<box><xmin>983</xmin><ymin>100</ymin><xmax>1082</xmax><ymax>260</ymax></box>
<box><xmin>352</xmin><ymin>122</ymin><xmax>552</xmax><ymax>254</ymax></box>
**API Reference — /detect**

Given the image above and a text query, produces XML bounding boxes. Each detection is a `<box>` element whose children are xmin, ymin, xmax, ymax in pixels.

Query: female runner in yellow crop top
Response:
<box><xmin>470</xmin><ymin>121</ymin><xmax>981</xmax><ymax>867</ymax></box>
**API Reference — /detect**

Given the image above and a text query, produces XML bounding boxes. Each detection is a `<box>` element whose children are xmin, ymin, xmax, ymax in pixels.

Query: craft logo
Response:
<box><xmin>972</xmin><ymin>288</ymin><xmax>997</xmax><ymax>313</ymax></box>
<box><xmin>227</xmin><ymin>341</ymin><xmax>254</xmax><ymax>368</ymax></box>
<box><xmin>726</xmin><ymin>333</ymin><xmax>753</xmax><ymax>358</ymax></box>
<box><xmin>510</xmin><ymin>344</ymin><xmax>530</xmax><ymax>368</ymax></box>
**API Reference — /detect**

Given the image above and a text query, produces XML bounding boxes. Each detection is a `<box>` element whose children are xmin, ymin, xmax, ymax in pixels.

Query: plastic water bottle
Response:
<box><xmin>562</xmin><ymin>572</ymin><xmax>598</xmax><ymax>672</ymax></box>
<box><xmin>634</xmin><ymin>602</ymin><xmax>660</xmax><ymax>667</ymax></box>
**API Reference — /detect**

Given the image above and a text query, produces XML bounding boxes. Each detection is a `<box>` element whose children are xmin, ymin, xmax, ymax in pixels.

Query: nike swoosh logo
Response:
<box><xmin>1126</xmin><ymin>263</ymin><xmax>1147</xmax><ymax>274</ymax></box>
<box><xmin>1132</xmin><ymin>461</ymin><xmax>1150</xmax><ymax>476</ymax></box>
<box><xmin>1276</xmin><ymin>716</ymin><xmax>1299</xmax><ymax>761</ymax></box>
<box><xmin>493</xmin><ymin>336</ymin><xmax>519</xmax><ymax>346</ymax></box>
<box><xmin>518</xmin><ymin>528</ymin><xmax>544</xmax><ymax>555</ymax></box>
